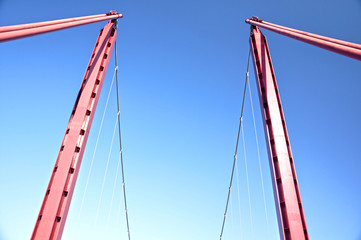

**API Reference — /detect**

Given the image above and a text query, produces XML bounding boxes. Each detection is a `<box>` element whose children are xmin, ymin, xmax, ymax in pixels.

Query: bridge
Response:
<box><xmin>0</xmin><ymin>5</ymin><xmax>359</xmax><ymax>239</ymax></box>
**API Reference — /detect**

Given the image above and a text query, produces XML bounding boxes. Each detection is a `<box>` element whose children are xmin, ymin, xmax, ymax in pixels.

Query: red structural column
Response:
<box><xmin>31</xmin><ymin>20</ymin><xmax>117</xmax><ymax>240</ymax></box>
<box><xmin>249</xmin><ymin>27</ymin><xmax>308</xmax><ymax>240</ymax></box>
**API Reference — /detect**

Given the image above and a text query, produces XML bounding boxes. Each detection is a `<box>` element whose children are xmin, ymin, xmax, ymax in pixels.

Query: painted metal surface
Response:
<box><xmin>249</xmin><ymin>27</ymin><xmax>308</xmax><ymax>240</ymax></box>
<box><xmin>31</xmin><ymin>20</ymin><xmax>117</xmax><ymax>240</ymax></box>
<box><xmin>246</xmin><ymin>17</ymin><xmax>361</xmax><ymax>61</ymax></box>
<box><xmin>0</xmin><ymin>11</ymin><xmax>122</xmax><ymax>43</ymax></box>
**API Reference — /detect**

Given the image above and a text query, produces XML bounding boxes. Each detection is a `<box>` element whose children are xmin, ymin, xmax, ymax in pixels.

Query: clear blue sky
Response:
<box><xmin>1</xmin><ymin>0</ymin><xmax>361</xmax><ymax>239</ymax></box>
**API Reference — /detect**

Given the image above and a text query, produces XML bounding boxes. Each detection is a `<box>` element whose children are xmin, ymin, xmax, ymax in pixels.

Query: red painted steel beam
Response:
<box><xmin>249</xmin><ymin>27</ymin><xmax>308</xmax><ymax>240</ymax></box>
<box><xmin>31</xmin><ymin>20</ymin><xmax>117</xmax><ymax>240</ymax></box>
<box><xmin>246</xmin><ymin>17</ymin><xmax>361</xmax><ymax>61</ymax></box>
<box><xmin>0</xmin><ymin>11</ymin><xmax>122</xmax><ymax>43</ymax></box>
<box><xmin>0</xmin><ymin>14</ymin><xmax>107</xmax><ymax>33</ymax></box>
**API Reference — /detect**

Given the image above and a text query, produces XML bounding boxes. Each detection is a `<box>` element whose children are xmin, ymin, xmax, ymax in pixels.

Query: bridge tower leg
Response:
<box><xmin>31</xmin><ymin>20</ymin><xmax>117</xmax><ymax>240</ymax></box>
<box><xmin>249</xmin><ymin>26</ymin><xmax>309</xmax><ymax>240</ymax></box>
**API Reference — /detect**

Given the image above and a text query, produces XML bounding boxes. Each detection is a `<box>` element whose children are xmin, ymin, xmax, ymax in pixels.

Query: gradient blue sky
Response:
<box><xmin>1</xmin><ymin>0</ymin><xmax>361</xmax><ymax>239</ymax></box>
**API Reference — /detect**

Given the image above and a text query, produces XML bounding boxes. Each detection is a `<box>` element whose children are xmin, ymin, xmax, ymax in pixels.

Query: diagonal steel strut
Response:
<box><xmin>249</xmin><ymin>26</ymin><xmax>309</xmax><ymax>240</ymax></box>
<box><xmin>31</xmin><ymin>19</ymin><xmax>118</xmax><ymax>240</ymax></box>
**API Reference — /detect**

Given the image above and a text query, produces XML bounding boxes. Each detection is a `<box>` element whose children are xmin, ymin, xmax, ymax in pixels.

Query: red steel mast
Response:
<box><xmin>249</xmin><ymin>26</ymin><xmax>308</xmax><ymax>240</ymax></box>
<box><xmin>31</xmin><ymin>20</ymin><xmax>118</xmax><ymax>239</ymax></box>
<box><xmin>246</xmin><ymin>17</ymin><xmax>360</xmax><ymax>239</ymax></box>
<box><xmin>0</xmin><ymin>12</ymin><xmax>122</xmax><ymax>239</ymax></box>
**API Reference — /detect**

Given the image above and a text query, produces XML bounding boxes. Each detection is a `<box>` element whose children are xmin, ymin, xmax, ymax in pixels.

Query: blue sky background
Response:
<box><xmin>1</xmin><ymin>0</ymin><xmax>361</xmax><ymax>239</ymax></box>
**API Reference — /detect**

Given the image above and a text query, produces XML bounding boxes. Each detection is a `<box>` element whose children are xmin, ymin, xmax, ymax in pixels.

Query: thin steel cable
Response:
<box><xmin>116</xmin><ymin>181</ymin><xmax>124</xmax><ymax>226</ymax></box>
<box><xmin>219</xmin><ymin>48</ymin><xmax>251</xmax><ymax>240</ymax></box>
<box><xmin>115</xmin><ymin>171</ymin><xmax>124</xmax><ymax>235</ymax></box>
<box><xmin>230</xmin><ymin>190</ymin><xmax>235</xmax><ymax>237</ymax></box>
<box><xmin>94</xmin><ymin>114</ymin><xmax>119</xmax><ymax>227</ymax></box>
<box><xmin>241</xmin><ymin>124</ymin><xmax>254</xmax><ymax>239</ymax></box>
<box><xmin>77</xmin><ymin>68</ymin><xmax>116</xmax><ymax>220</ymax></box>
<box><xmin>247</xmin><ymin>76</ymin><xmax>270</xmax><ymax>236</ymax></box>
<box><xmin>235</xmin><ymin>161</ymin><xmax>243</xmax><ymax>240</ymax></box>
<box><xmin>114</xmin><ymin>20</ymin><xmax>131</xmax><ymax>240</ymax></box>
<box><xmin>106</xmin><ymin>146</ymin><xmax>122</xmax><ymax>230</ymax></box>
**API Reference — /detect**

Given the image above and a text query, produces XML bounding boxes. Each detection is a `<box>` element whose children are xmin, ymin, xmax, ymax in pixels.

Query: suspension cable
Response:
<box><xmin>235</xmin><ymin>158</ymin><xmax>243</xmax><ymax>239</ymax></box>
<box><xmin>241</xmin><ymin>124</ymin><xmax>254</xmax><ymax>238</ymax></box>
<box><xmin>77</xmin><ymin>68</ymin><xmax>116</xmax><ymax>221</ymax></box>
<box><xmin>219</xmin><ymin>47</ymin><xmax>251</xmax><ymax>240</ymax></box>
<box><xmin>94</xmin><ymin>114</ymin><xmax>119</xmax><ymax>226</ymax></box>
<box><xmin>230</xmin><ymin>190</ymin><xmax>235</xmax><ymax>236</ymax></box>
<box><xmin>114</xmin><ymin>20</ymin><xmax>131</xmax><ymax>240</ymax></box>
<box><xmin>106</xmin><ymin>148</ymin><xmax>122</xmax><ymax>230</ymax></box>
<box><xmin>116</xmin><ymin>180</ymin><xmax>124</xmax><ymax>227</ymax></box>
<box><xmin>247</xmin><ymin>75</ymin><xmax>270</xmax><ymax>236</ymax></box>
